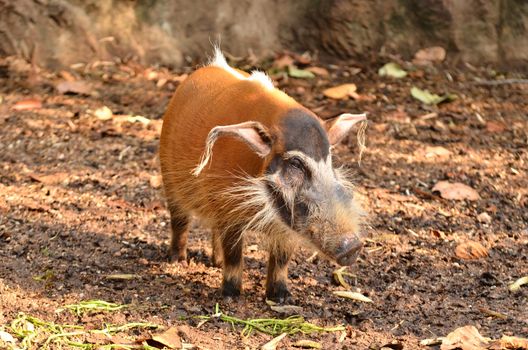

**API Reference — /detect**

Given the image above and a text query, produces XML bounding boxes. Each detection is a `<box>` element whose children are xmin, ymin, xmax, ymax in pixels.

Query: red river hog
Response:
<box><xmin>160</xmin><ymin>48</ymin><xmax>367</xmax><ymax>301</ymax></box>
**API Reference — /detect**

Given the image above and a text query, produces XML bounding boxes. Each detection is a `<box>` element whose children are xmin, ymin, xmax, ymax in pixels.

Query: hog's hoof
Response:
<box><xmin>221</xmin><ymin>279</ymin><xmax>241</xmax><ymax>299</ymax></box>
<box><xmin>168</xmin><ymin>250</ymin><xmax>187</xmax><ymax>265</ymax></box>
<box><xmin>266</xmin><ymin>282</ymin><xmax>292</xmax><ymax>304</ymax></box>
<box><xmin>211</xmin><ymin>255</ymin><xmax>223</xmax><ymax>268</ymax></box>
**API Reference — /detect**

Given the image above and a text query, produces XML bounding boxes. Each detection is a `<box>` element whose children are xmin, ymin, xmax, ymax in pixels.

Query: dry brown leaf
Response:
<box><xmin>12</xmin><ymin>99</ymin><xmax>42</xmax><ymax>111</ymax></box>
<box><xmin>295</xmin><ymin>52</ymin><xmax>312</xmax><ymax>65</ymax></box>
<box><xmin>350</xmin><ymin>93</ymin><xmax>376</xmax><ymax>101</ymax></box>
<box><xmin>414</xmin><ymin>46</ymin><xmax>446</xmax><ymax>65</ymax></box>
<box><xmin>432</xmin><ymin>181</ymin><xmax>481</xmax><ymax>201</ymax></box>
<box><xmin>56</xmin><ymin>80</ymin><xmax>92</xmax><ymax>95</ymax></box>
<box><xmin>28</xmin><ymin>172</ymin><xmax>69</xmax><ymax>185</ymax></box>
<box><xmin>156</xmin><ymin>78</ymin><xmax>168</xmax><ymax>88</ymax></box>
<box><xmin>261</xmin><ymin>333</ymin><xmax>287</xmax><ymax>350</ymax></box>
<box><xmin>333</xmin><ymin>291</ymin><xmax>373</xmax><ymax>303</ymax></box>
<box><xmin>112</xmin><ymin>115</ymin><xmax>151</xmax><ymax>126</ymax></box>
<box><xmin>172</xmin><ymin>74</ymin><xmax>188</xmax><ymax>83</ymax></box>
<box><xmin>293</xmin><ymin>340</ymin><xmax>322</xmax><ymax>348</ymax></box>
<box><xmin>441</xmin><ymin>325</ymin><xmax>490</xmax><ymax>350</ymax></box>
<box><xmin>323</xmin><ymin>84</ymin><xmax>357</xmax><ymax>100</ymax></box>
<box><xmin>84</xmin><ymin>332</ymin><xmax>112</xmax><ymax>345</ymax></box>
<box><xmin>380</xmin><ymin>343</ymin><xmax>404</xmax><ymax>350</ymax></box>
<box><xmin>477</xmin><ymin>307</ymin><xmax>508</xmax><ymax>320</ymax></box>
<box><xmin>488</xmin><ymin>335</ymin><xmax>528</xmax><ymax>350</ymax></box>
<box><xmin>455</xmin><ymin>241</ymin><xmax>488</xmax><ymax>260</ymax></box>
<box><xmin>105</xmin><ymin>274</ymin><xmax>141</xmax><ymax>280</ymax></box>
<box><xmin>269</xmin><ymin>304</ymin><xmax>304</xmax><ymax>314</ymax></box>
<box><xmin>508</xmin><ymin>276</ymin><xmax>528</xmax><ymax>292</ymax></box>
<box><xmin>486</xmin><ymin>121</ymin><xmax>506</xmax><ymax>133</ymax></box>
<box><xmin>273</xmin><ymin>55</ymin><xmax>295</xmax><ymax>69</ymax></box>
<box><xmin>151</xmin><ymin>326</ymin><xmax>182</xmax><ymax>349</ymax></box>
<box><xmin>59</xmin><ymin>70</ymin><xmax>77</xmax><ymax>81</ymax></box>
<box><xmin>306</xmin><ymin>67</ymin><xmax>329</xmax><ymax>76</ymax></box>
<box><xmin>420</xmin><ymin>338</ymin><xmax>444</xmax><ymax>346</ymax></box>
<box><xmin>333</xmin><ymin>266</ymin><xmax>352</xmax><ymax>289</ymax></box>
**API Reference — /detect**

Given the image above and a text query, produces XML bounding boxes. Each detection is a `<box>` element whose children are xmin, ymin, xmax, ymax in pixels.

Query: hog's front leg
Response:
<box><xmin>266</xmin><ymin>245</ymin><xmax>292</xmax><ymax>303</ymax></box>
<box><xmin>220</xmin><ymin>227</ymin><xmax>244</xmax><ymax>298</ymax></box>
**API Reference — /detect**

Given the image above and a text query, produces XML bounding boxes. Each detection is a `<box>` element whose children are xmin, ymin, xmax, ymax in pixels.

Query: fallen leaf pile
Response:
<box><xmin>441</xmin><ymin>325</ymin><xmax>490</xmax><ymax>350</ymax></box>
<box><xmin>430</xmin><ymin>325</ymin><xmax>528</xmax><ymax>350</ymax></box>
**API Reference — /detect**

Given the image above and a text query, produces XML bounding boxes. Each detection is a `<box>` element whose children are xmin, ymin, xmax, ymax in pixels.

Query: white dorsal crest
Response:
<box><xmin>209</xmin><ymin>47</ymin><xmax>274</xmax><ymax>90</ymax></box>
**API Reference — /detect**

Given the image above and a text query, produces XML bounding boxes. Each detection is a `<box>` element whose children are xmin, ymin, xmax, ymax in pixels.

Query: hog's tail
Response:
<box><xmin>356</xmin><ymin>120</ymin><xmax>368</xmax><ymax>166</ymax></box>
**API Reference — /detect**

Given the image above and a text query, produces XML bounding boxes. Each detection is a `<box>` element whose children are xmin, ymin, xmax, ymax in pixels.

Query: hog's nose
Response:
<box><xmin>335</xmin><ymin>237</ymin><xmax>363</xmax><ymax>266</ymax></box>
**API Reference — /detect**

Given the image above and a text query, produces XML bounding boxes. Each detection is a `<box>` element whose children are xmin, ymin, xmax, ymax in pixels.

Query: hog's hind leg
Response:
<box><xmin>266</xmin><ymin>245</ymin><xmax>292</xmax><ymax>303</ymax></box>
<box><xmin>219</xmin><ymin>226</ymin><xmax>244</xmax><ymax>298</ymax></box>
<box><xmin>168</xmin><ymin>202</ymin><xmax>190</xmax><ymax>263</ymax></box>
<box><xmin>211</xmin><ymin>229</ymin><xmax>223</xmax><ymax>267</ymax></box>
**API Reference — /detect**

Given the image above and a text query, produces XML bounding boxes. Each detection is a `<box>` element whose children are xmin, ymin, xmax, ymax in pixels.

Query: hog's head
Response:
<box><xmin>193</xmin><ymin>109</ymin><xmax>367</xmax><ymax>266</ymax></box>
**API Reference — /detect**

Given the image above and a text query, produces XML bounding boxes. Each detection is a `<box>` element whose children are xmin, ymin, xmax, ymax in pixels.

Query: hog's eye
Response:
<box><xmin>288</xmin><ymin>157</ymin><xmax>304</xmax><ymax>171</ymax></box>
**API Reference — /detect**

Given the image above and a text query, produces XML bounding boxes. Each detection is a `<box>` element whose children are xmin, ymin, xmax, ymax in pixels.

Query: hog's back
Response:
<box><xmin>160</xmin><ymin>66</ymin><xmax>297</xmax><ymax>221</ymax></box>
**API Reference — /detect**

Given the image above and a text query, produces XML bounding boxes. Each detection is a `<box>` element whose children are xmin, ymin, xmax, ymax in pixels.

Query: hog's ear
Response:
<box><xmin>192</xmin><ymin>121</ymin><xmax>273</xmax><ymax>176</ymax></box>
<box><xmin>325</xmin><ymin>113</ymin><xmax>367</xmax><ymax>145</ymax></box>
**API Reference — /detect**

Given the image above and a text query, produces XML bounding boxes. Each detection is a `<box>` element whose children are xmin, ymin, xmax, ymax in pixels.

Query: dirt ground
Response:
<box><xmin>0</xmin><ymin>52</ymin><xmax>527</xmax><ymax>349</ymax></box>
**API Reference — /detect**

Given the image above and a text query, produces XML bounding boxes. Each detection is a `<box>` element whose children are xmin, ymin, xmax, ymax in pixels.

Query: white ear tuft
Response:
<box><xmin>326</xmin><ymin>113</ymin><xmax>367</xmax><ymax>145</ymax></box>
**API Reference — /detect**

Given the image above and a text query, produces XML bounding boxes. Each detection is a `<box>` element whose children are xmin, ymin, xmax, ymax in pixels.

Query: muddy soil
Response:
<box><xmin>0</xmin><ymin>54</ymin><xmax>527</xmax><ymax>349</ymax></box>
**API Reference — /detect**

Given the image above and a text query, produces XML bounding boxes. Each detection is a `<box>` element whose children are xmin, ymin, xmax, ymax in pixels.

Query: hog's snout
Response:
<box><xmin>334</xmin><ymin>237</ymin><xmax>363</xmax><ymax>266</ymax></box>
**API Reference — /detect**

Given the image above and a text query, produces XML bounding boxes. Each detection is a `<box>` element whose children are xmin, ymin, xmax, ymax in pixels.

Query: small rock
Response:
<box><xmin>0</xmin><ymin>331</ymin><xmax>15</xmax><ymax>343</ymax></box>
<box><xmin>93</xmin><ymin>106</ymin><xmax>113</xmax><ymax>121</ymax></box>
<box><xmin>477</xmin><ymin>212</ymin><xmax>492</xmax><ymax>224</ymax></box>
<box><xmin>413</xmin><ymin>46</ymin><xmax>446</xmax><ymax>65</ymax></box>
